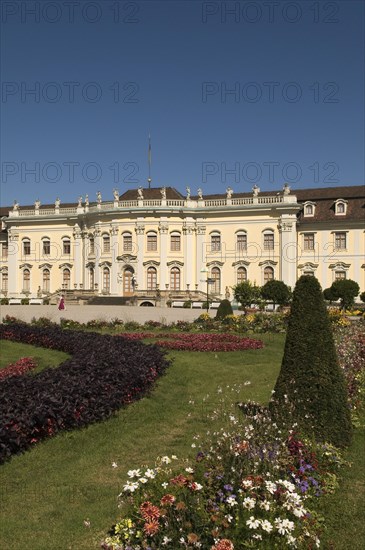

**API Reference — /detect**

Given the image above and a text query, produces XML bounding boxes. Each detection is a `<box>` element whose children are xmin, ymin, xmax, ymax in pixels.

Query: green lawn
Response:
<box><xmin>0</xmin><ymin>333</ymin><xmax>363</xmax><ymax>549</ymax></box>
<box><xmin>0</xmin><ymin>340</ymin><xmax>69</xmax><ymax>374</ymax></box>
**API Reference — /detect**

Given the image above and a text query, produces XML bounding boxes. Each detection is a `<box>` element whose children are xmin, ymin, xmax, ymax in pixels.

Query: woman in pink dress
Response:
<box><xmin>58</xmin><ymin>295</ymin><xmax>65</xmax><ymax>311</ymax></box>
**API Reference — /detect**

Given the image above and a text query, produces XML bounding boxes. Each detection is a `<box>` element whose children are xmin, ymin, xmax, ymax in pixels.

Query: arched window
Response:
<box><xmin>236</xmin><ymin>232</ymin><xmax>247</xmax><ymax>252</ymax></box>
<box><xmin>170</xmin><ymin>232</ymin><xmax>181</xmax><ymax>252</ymax></box>
<box><xmin>264</xmin><ymin>266</ymin><xmax>274</xmax><ymax>282</ymax></box>
<box><xmin>211</xmin><ymin>267</ymin><xmax>221</xmax><ymax>294</ymax></box>
<box><xmin>63</xmin><ymin>268</ymin><xmax>71</xmax><ymax>289</ymax></box>
<box><xmin>147</xmin><ymin>232</ymin><xmax>157</xmax><ymax>251</ymax></box>
<box><xmin>123</xmin><ymin>232</ymin><xmax>133</xmax><ymax>252</ymax></box>
<box><xmin>103</xmin><ymin>267</ymin><xmax>110</xmax><ymax>292</ymax></box>
<box><xmin>42</xmin><ymin>269</ymin><xmax>50</xmax><ymax>292</ymax></box>
<box><xmin>147</xmin><ymin>267</ymin><xmax>157</xmax><ymax>290</ymax></box>
<box><xmin>42</xmin><ymin>238</ymin><xmax>50</xmax><ymax>255</ymax></box>
<box><xmin>23</xmin><ymin>239</ymin><xmax>31</xmax><ymax>256</ymax></box>
<box><xmin>237</xmin><ymin>266</ymin><xmax>247</xmax><ymax>284</ymax></box>
<box><xmin>337</xmin><ymin>203</ymin><xmax>345</xmax><ymax>213</ymax></box>
<box><xmin>211</xmin><ymin>232</ymin><xmax>221</xmax><ymax>252</ymax></box>
<box><xmin>23</xmin><ymin>269</ymin><xmax>30</xmax><ymax>292</ymax></box>
<box><xmin>63</xmin><ymin>238</ymin><xmax>71</xmax><ymax>255</ymax></box>
<box><xmin>89</xmin><ymin>237</ymin><xmax>95</xmax><ymax>255</ymax></box>
<box><xmin>305</xmin><ymin>204</ymin><xmax>313</xmax><ymax>215</ymax></box>
<box><xmin>263</xmin><ymin>231</ymin><xmax>274</xmax><ymax>251</ymax></box>
<box><xmin>89</xmin><ymin>267</ymin><xmax>94</xmax><ymax>289</ymax></box>
<box><xmin>103</xmin><ymin>235</ymin><xmax>110</xmax><ymax>253</ymax></box>
<box><xmin>1</xmin><ymin>271</ymin><xmax>8</xmax><ymax>292</ymax></box>
<box><xmin>170</xmin><ymin>267</ymin><xmax>180</xmax><ymax>291</ymax></box>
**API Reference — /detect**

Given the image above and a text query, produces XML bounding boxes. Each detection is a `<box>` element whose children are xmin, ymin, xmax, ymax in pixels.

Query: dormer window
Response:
<box><xmin>303</xmin><ymin>201</ymin><xmax>316</xmax><ymax>217</ymax></box>
<box><xmin>334</xmin><ymin>199</ymin><xmax>347</xmax><ymax>215</ymax></box>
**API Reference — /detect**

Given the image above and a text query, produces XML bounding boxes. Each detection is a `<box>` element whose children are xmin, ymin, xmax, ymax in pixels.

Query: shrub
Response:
<box><xmin>0</xmin><ymin>298</ymin><xmax>9</xmax><ymax>305</ymax></box>
<box><xmin>215</xmin><ymin>299</ymin><xmax>233</xmax><ymax>320</ymax></box>
<box><xmin>0</xmin><ymin>324</ymin><xmax>170</xmax><ymax>463</ymax></box>
<box><xmin>270</xmin><ymin>275</ymin><xmax>352</xmax><ymax>447</ymax></box>
<box><xmin>360</xmin><ymin>291</ymin><xmax>365</xmax><ymax>303</ymax></box>
<box><xmin>21</xmin><ymin>298</ymin><xmax>29</xmax><ymax>305</ymax></box>
<box><xmin>183</xmin><ymin>300</ymin><xmax>192</xmax><ymax>308</ymax></box>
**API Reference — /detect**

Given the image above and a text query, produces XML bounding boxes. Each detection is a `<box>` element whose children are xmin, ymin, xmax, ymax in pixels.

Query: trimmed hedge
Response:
<box><xmin>0</xmin><ymin>324</ymin><xmax>170</xmax><ymax>464</ymax></box>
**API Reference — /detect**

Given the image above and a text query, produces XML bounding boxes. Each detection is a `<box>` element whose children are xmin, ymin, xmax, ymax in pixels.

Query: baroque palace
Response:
<box><xmin>0</xmin><ymin>184</ymin><xmax>364</xmax><ymax>305</ymax></box>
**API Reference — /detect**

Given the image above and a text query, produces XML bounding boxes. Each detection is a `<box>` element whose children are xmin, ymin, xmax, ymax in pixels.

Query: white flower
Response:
<box><xmin>261</xmin><ymin>519</ymin><xmax>273</xmax><ymax>533</ymax></box>
<box><xmin>161</xmin><ymin>482</ymin><xmax>169</xmax><ymax>489</ymax></box>
<box><xmin>247</xmin><ymin>516</ymin><xmax>260</xmax><ymax>529</ymax></box>
<box><xmin>280</xmin><ymin>479</ymin><xmax>296</xmax><ymax>492</ymax></box>
<box><xmin>127</xmin><ymin>469</ymin><xmax>141</xmax><ymax>478</ymax></box>
<box><xmin>162</xmin><ymin>536</ymin><xmax>172</xmax><ymax>545</ymax></box>
<box><xmin>139</xmin><ymin>477</ymin><xmax>148</xmax><ymax>484</ymax></box>
<box><xmin>259</xmin><ymin>500</ymin><xmax>271</xmax><ymax>511</ymax></box>
<box><xmin>226</xmin><ymin>495</ymin><xmax>237</xmax><ymax>507</ymax></box>
<box><xmin>172</xmin><ymin>455</ymin><xmax>178</xmax><ymax>460</ymax></box>
<box><xmin>145</xmin><ymin>469</ymin><xmax>156</xmax><ymax>479</ymax></box>
<box><xmin>243</xmin><ymin>497</ymin><xmax>256</xmax><ymax>509</ymax></box>
<box><xmin>161</xmin><ymin>456</ymin><xmax>171</xmax><ymax>464</ymax></box>
<box><xmin>191</xmin><ymin>443</ymin><xmax>196</xmax><ymax>448</ymax></box>
<box><xmin>226</xmin><ymin>514</ymin><xmax>233</xmax><ymax>523</ymax></box>
<box><xmin>111</xmin><ymin>462</ymin><xmax>118</xmax><ymax>468</ymax></box>
<box><xmin>252</xmin><ymin>534</ymin><xmax>263</xmax><ymax>540</ymax></box>
<box><xmin>185</xmin><ymin>467</ymin><xmax>194</xmax><ymax>473</ymax></box>
<box><xmin>265</xmin><ymin>481</ymin><xmax>277</xmax><ymax>494</ymax></box>
<box><xmin>287</xmin><ymin>534</ymin><xmax>297</xmax><ymax>546</ymax></box>
<box><xmin>242</xmin><ymin>479</ymin><xmax>253</xmax><ymax>489</ymax></box>
<box><xmin>275</xmin><ymin>518</ymin><xmax>295</xmax><ymax>535</ymax></box>
<box><xmin>123</xmin><ymin>480</ymin><xmax>139</xmax><ymax>493</ymax></box>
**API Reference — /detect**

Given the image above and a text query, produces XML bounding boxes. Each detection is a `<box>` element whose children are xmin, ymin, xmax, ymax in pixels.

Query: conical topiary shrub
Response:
<box><xmin>215</xmin><ymin>299</ymin><xmax>233</xmax><ymax>320</ymax></box>
<box><xmin>270</xmin><ymin>275</ymin><xmax>352</xmax><ymax>447</ymax></box>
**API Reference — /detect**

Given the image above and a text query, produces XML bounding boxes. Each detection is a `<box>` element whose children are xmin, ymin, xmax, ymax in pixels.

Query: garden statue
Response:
<box><xmin>252</xmin><ymin>185</ymin><xmax>260</xmax><ymax>197</ymax></box>
<box><xmin>225</xmin><ymin>286</ymin><xmax>230</xmax><ymax>299</ymax></box>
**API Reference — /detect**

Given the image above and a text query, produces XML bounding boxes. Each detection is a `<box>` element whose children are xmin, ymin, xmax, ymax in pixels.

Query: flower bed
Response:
<box><xmin>117</xmin><ymin>332</ymin><xmax>264</xmax><ymax>352</ymax></box>
<box><xmin>0</xmin><ymin>324</ymin><xmax>170</xmax><ymax>464</ymax></box>
<box><xmin>102</xmin><ymin>323</ymin><xmax>364</xmax><ymax>549</ymax></box>
<box><xmin>0</xmin><ymin>357</ymin><xmax>37</xmax><ymax>381</ymax></box>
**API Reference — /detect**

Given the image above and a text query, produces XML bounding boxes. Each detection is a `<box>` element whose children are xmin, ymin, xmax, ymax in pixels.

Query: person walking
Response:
<box><xmin>58</xmin><ymin>295</ymin><xmax>66</xmax><ymax>311</ymax></box>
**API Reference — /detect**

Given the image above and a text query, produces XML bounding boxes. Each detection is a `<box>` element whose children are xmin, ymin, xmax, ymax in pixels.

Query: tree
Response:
<box><xmin>360</xmin><ymin>291</ymin><xmax>365</xmax><ymax>303</ymax></box>
<box><xmin>261</xmin><ymin>280</ymin><xmax>291</xmax><ymax>308</ymax></box>
<box><xmin>270</xmin><ymin>275</ymin><xmax>352</xmax><ymax>447</ymax></box>
<box><xmin>215</xmin><ymin>299</ymin><xmax>233</xmax><ymax>320</ymax></box>
<box><xmin>233</xmin><ymin>281</ymin><xmax>261</xmax><ymax>312</ymax></box>
<box><xmin>330</xmin><ymin>279</ymin><xmax>360</xmax><ymax>310</ymax></box>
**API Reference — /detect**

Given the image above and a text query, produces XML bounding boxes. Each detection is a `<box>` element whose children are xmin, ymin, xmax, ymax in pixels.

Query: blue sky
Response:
<box><xmin>1</xmin><ymin>0</ymin><xmax>364</xmax><ymax>206</ymax></box>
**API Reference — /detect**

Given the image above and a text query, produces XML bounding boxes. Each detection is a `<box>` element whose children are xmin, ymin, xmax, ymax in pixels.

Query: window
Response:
<box><xmin>264</xmin><ymin>266</ymin><xmax>274</xmax><ymax>282</ymax></box>
<box><xmin>42</xmin><ymin>269</ymin><xmax>50</xmax><ymax>292</ymax></box>
<box><xmin>335</xmin><ymin>232</ymin><xmax>347</xmax><ymax>250</ymax></box>
<box><xmin>303</xmin><ymin>271</ymin><xmax>314</xmax><ymax>277</ymax></box>
<box><xmin>237</xmin><ymin>266</ymin><xmax>247</xmax><ymax>284</ymax></box>
<box><xmin>23</xmin><ymin>269</ymin><xmax>30</xmax><ymax>292</ymax></box>
<box><xmin>304</xmin><ymin>204</ymin><xmax>314</xmax><ymax>216</ymax></box>
<box><xmin>23</xmin><ymin>239</ymin><xmax>31</xmax><ymax>256</ymax></box>
<box><xmin>63</xmin><ymin>268</ymin><xmax>71</xmax><ymax>289</ymax></box>
<box><xmin>2</xmin><ymin>271</ymin><xmax>8</xmax><ymax>292</ymax></box>
<box><xmin>43</xmin><ymin>239</ymin><xmax>50</xmax><ymax>255</ymax></box>
<box><xmin>147</xmin><ymin>233</ymin><xmax>157</xmax><ymax>252</ymax></box>
<box><xmin>89</xmin><ymin>267</ymin><xmax>94</xmax><ymax>289</ymax></box>
<box><xmin>335</xmin><ymin>271</ymin><xmax>346</xmax><ymax>281</ymax></box>
<box><xmin>303</xmin><ymin>233</ymin><xmax>315</xmax><ymax>250</ymax></box>
<box><xmin>211</xmin><ymin>267</ymin><xmax>221</xmax><ymax>294</ymax></box>
<box><xmin>89</xmin><ymin>237</ymin><xmax>95</xmax><ymax>255</ymax></box>
<box><xmin>170</xmin><ymin>267</ymin><xmax>180</xmax><ymax>291</ymax></box>
<box><xmin>211</xmin><ymin>234</ymin><xmax>221</xmax><ymax>252</ymax></box>
<box><xmin>2</xmin><ymin>244</ymin><xmax>8</xmax><ymax>260</ymax></box>
<box><xmin>337</xmin><ymin>203</ymin><xmax>345</xmax><ymax>214</ymax></box>
<box><xmin>264</xmin><ymin>232</ymin><xmax>274</xmax><ymax>251</ymax></box>
<box><xmin>103</xmin><ymin>235</ymin><xmax>110</xmax><ymax>253</ymax></box>
<box><xmin>147</xmin><ymin>266</ymin><xmax>157</xmax><ymax>290</ymax></box>
<box><xmin>123</xmin><ymin>233</ymin><xmax>133</xmax><ymax>252</ymax></box>
<box><xmin>170</xmin><ymin>234</ymin><xmax>181</xmax><ymax>252</ymax></box>
<box><xmin>63</xmin><ymin>239</ymin><xmax>71</xmax><ymax>255</ymax></box>
<box><xmin>236</xmin><ymin>233</ymin><xmax>247</xmax><ymax>252</ymax></box>
<box><xmin>103</xmin><ymin>267</ymin><xmax>110</xmax><ymax>293</ymax></box>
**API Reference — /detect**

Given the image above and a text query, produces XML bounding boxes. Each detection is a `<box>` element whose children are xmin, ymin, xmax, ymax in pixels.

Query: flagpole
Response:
<box><xmin>147</xmin><ymin>134</ymin><xmax>152</xmax><ymax>188</ymax></box>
